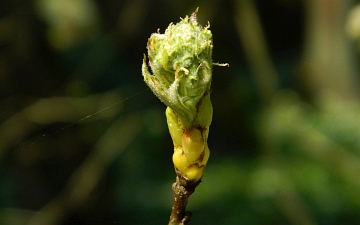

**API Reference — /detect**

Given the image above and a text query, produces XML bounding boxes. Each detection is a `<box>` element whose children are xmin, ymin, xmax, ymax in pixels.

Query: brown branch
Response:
<box><xmin>168</xmin><ymin>176</ymin><xmax>197</xmax><ymax>225</ymax></box>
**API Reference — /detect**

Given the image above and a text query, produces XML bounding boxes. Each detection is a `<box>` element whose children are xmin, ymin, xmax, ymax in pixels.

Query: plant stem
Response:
<box><xmin>168</xmin><ymin>176</ymin><xmax>196</xmax><ymax>225</ymax></box>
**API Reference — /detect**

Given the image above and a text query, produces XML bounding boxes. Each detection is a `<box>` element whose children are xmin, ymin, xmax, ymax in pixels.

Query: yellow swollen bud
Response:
<box><xmin>166</xmin><ymin>92</ymin><xmax>213</xmax><ymax>183</ymax></box>
<box><xmin>172</xmin><ymin>146</ymin><xmax>188</xmax><ymax>173</ymax></box>
<box><xmin>193</xmin><ymin>92</ymin><xmax>213</xmax><ymax>129</ymax></box>
<box><xmin>166</xmin><ymin>107</ymin><xmax>183</xmax><ymax>146</ymax></box>
<box><xmin>171</xmin><ymin>126</ymin><xmax>210</xmax><ymax>183</ymax></box>
<box><xmin>172</xmin><ymin>143</ymin><xmax>210</xmax><ymax>182</ymax></box>
<box><xmin>182</xmin><ymin>128</ymin><xmax>205</xmax><ymax>163</ymax></box>
<box><xmin>182</xmin><ymin>165</ymin><xmax>205</xmax><ymax>183</ymax></box>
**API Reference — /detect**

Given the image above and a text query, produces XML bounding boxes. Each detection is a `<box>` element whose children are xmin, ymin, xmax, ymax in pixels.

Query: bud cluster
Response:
<box><xmin>142</xmin><ymin>9</ymin><xmax>226</xmax><ymax>185</ymax></box>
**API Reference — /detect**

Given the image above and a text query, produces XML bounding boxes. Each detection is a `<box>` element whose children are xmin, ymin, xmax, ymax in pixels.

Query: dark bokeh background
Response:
<box><xmin>1</xmin><ymin>0</ymin><xmax>360</xmax><ymax>224</ymax></box>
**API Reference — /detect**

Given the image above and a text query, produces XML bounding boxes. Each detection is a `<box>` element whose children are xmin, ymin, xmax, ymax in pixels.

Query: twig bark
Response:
<box><xmin>168</xmin><ymin>176</ymin><xmax>197</xmax><ymax>225</ymax></box>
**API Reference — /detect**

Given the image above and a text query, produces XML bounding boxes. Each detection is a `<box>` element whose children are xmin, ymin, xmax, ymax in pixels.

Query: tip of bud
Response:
<box><xmin>190</xmin><ymin>7</ymin><xmax>199</xmax><ymax>26</ymax></box>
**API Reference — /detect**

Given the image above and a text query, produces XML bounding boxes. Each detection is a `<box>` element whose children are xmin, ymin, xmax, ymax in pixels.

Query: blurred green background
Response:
<box><xmin>1</xmin><ymin>0</ymin><xmax>360</xmax><ymax>224</ymax></box>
